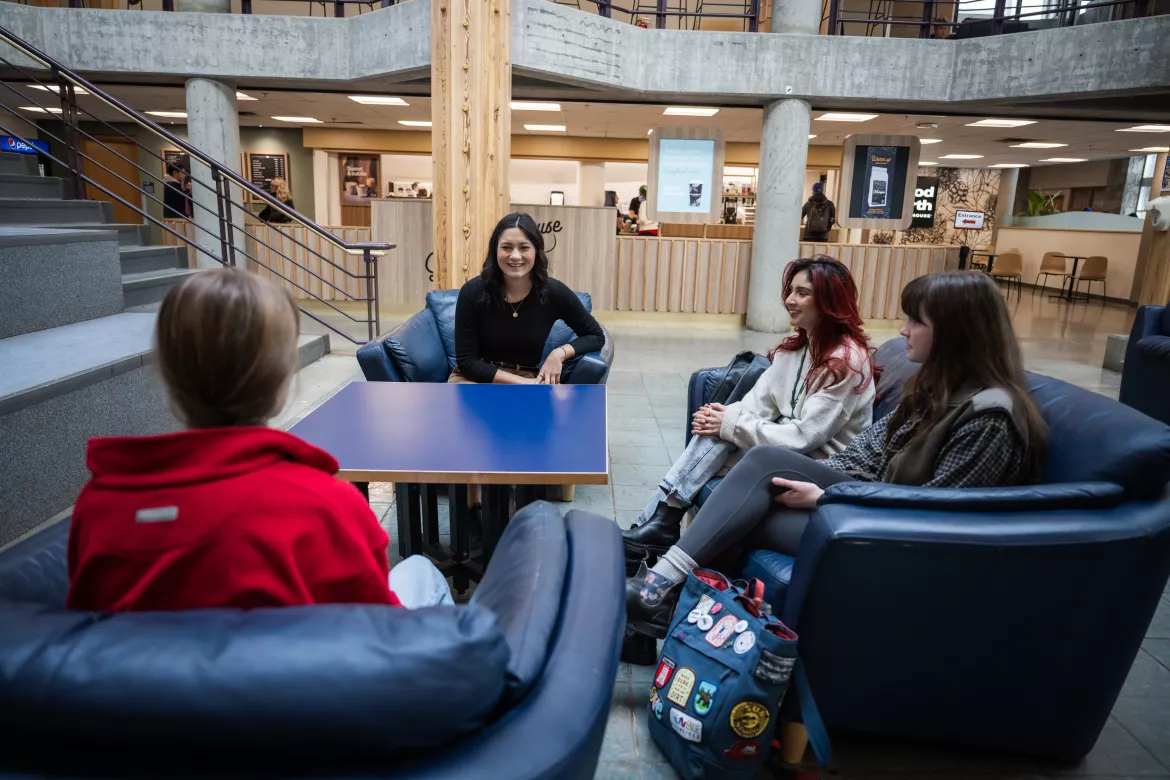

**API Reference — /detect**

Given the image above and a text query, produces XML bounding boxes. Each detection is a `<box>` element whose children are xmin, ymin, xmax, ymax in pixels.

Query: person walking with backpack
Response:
<box><xmin>801</xmin><ymin>182</ymin><xmax>835</xmax><ymax>242</ymax></box>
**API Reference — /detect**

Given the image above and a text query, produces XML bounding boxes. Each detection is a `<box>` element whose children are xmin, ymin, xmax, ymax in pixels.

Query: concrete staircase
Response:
<box><xmin>0</xmin><ymin>152</ymin><xmax>331</xmax><ymax>547</ymax></box>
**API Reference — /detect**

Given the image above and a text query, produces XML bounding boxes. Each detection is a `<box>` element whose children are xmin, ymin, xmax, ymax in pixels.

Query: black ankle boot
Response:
<box><xmin>620</xmin><ymin>628</ymin><xmax>658</xmax><ymax>666</ymax></box>
<box><xmin>622</xmin><ymin>501</ymin><xmax>686</xmax><ymax>561</ymax></box>
<box><xmin>626</xmin><ymin>563</ymin><xmax>683</xmax><ymax>639</ymax></box>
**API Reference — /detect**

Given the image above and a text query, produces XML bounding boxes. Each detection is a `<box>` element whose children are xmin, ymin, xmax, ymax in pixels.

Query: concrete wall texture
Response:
<box><xmin>1</xmin><ymin>0</ymin><xmax>1168</xmax><ymax>109</ymax></box>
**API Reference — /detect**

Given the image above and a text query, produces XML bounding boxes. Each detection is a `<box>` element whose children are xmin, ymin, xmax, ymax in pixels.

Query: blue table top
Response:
<box><xmin>288</xmin><ymin>382</ymin><xmax>609</xmax><ymax>485</ymax></box>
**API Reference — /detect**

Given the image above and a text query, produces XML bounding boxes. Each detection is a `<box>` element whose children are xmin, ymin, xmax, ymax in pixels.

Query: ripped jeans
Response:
<box><xmin>638</xmin><ymin>435</ymin><xmax>739</xmax><ymax>522</ymax></box>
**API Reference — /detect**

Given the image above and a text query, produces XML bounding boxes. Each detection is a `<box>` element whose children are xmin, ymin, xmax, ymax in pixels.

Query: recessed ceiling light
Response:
<box><xmin>1010</xmin><ymin>142</ymin><xmax>1067</xmax><ymax>148</ymax></box>
<box><xmin>808</xmin><ymin>134</ymin><xmax>816</xmax><ymax>139</ymax></box>
<box><xmin>989</xmin><ymin>163</ymin><xmax>1029</xmax><ymax>168</ymax></box>
<box><xmin>348</xmin><ymin>95</ymin><xmax>409</xmax><ymax>106</ymax></box>
<box><xmin>1040</xmin><ymin>158</ymin><xmax>1087</xmax><ymax>163</ymax></box>
<box><xmin>814</xmin><ymin>113</ymin><xmax>878</xmax><ymax>122</ymax></box>
<box><xmin>967</xmin><ymin>119</ymin><xmax>1037</xmax><ymax>128</ymax></box>
<box><xmin>524</xmin><ymin>124</ymin><xmax>566</xmax><ymax>132</ymax></box>
<box><xmin>919</xmin><ymin>162</ymin><xmax>939</xmax><ymax>166</ymax></box>
<box><xmin>19</xmin><ymin>106</ymin><xmax>62</xmax><ymax>114</ymax></box>
<box><xmin>664</xmin><ymin>107</ymin><xmax>719</xmax><ymax>117</ymax></box>
<box><xmin>511</xmin><ymin>101</ymin><xmax>561</xmax><ymax>111</ymax></box>
<box><xmin>146</xmin><ymin>110</ymin><xmax>187</xmax><ymax>118</ymax></box>
<box><xmin>399</xmin><ymin>120</ymin><xmax>432</xmax><ymax>127</ymax></box>
<box><xmin>1117</xmin><ymin>125</ymin><xmax>1170</xmax><ymax>133</ymax></box>
<box><xmin>940</xmin><ymin>154</ymin><xmax>983</xmax><ymax>159</ymax></box>
<box><xmin>647</xmin><ymin>129</ymin><xmax>654</xmax><ymax>135</ymax></box>
<box><xmin>1131</xmin><ymin>146</ymin><xmax>1169</xmax><ymax>153</ymax></box>
<box><xmin>236</xmin><ymin>92</ymin><xmax>256</xmax><ymax>101</ymax></box>
<box><xmin>29</xmin><ymin>84</ymin><xmax>89</xmax><ymax>95</ymax></box>
<box><xmin>919</xmin><ymin>138</ymin><xmax>943</xmax><ymax>144</ymax></box>
<box><xmin>272</xmin><ymin>116</ymin><xmax>321</xmax><ymax>123</ymax></box>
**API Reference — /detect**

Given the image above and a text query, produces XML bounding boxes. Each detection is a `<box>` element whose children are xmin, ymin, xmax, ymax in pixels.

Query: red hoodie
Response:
<box><xmin>67</xmin><ymin>427</ymin><xmax>401</xmax><ymax>611</ymax></box>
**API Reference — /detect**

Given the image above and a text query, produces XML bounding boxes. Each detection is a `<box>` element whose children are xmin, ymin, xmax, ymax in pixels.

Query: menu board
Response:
<box><xmin>162</xmin><ymin>148</ymin><xmax>190</xmax><ymax>175</ymax></box>
<box><xmin>246</xmin><ymin>152</ymin><xmax>289</xmax><ymax>202</ymax></box>
<box><xmin>656</xmin><ymin>139</ymin><xmax>715</xmax><ymax>213</ymax></box>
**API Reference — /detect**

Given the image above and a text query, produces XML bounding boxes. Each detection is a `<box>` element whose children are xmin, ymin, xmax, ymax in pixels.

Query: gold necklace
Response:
<box><xmin>507</xmin><ymin>290</ymin><xmax>529</xmax><ymax>318</ymax></box>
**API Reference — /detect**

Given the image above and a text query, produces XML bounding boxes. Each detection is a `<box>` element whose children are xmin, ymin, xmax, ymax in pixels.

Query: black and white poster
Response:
<box><xmin>911</xmin><ymin>176</ymin><xmax>938</xmax><ymax>228</ymax></box>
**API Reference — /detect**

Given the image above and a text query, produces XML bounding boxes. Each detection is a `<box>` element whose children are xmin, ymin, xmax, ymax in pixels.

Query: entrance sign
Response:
<box><xmin>836</xmin><ymin>134</ymin><xmax>922</xmax><ymax>230</ymax></box>
<box><xmin>646</xmin><ymin>127</ymin><xmax>726</xmax><ymax>225</ymax></box>
<box><xmin>954</xmin><ymin>210</ymin><xmax>986</xmax><ymax>230</ymax></box>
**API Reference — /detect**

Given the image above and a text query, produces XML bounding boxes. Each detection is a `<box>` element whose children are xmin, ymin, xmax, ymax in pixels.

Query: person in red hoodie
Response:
<box><xmin>67</xmin><ymin>268</ymin><xmax>452</xmax><ymax>612</ymax></box>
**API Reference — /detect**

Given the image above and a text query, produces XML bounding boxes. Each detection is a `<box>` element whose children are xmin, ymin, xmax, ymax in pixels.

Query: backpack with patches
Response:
<box><xmin>806</xmin><ymin>200</ymin><xmax>830</xmax><ymax>234</ymax></box>
<box><xmin>646</xmin><ymin>569</ymin><xmax>830</xmax><ymax>779</ymax></box>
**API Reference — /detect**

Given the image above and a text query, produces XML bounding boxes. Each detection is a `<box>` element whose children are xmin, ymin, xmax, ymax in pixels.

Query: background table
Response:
<box><xmin>1052</xmin><ymin>254</ymin><xmax>1088</xmax><ymax>302</ymax></box>
<box><xmin>971</xmin><ymin>250</ymin><xmax>998</xmax><ymax>274</ymax></box>
<box><xmin>289</xmin><ymin>382</ymin><xmax>609</xmax><ymax>588</ymax></box>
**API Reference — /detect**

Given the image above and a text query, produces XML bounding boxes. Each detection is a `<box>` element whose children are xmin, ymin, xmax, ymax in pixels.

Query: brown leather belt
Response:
<box><xmin>489</xmin><ymin>360</ymin><xmax>539</xmax><ymax>373</ymax></box>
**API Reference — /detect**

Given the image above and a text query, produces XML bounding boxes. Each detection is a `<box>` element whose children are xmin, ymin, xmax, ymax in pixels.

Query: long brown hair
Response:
<box><xmin>155</xmin><ymin>268</ymin><xmax>300</xmax><ymax>429</ymax></box>
<box><xmin>769</xmin><ymin>256</ymin><xmax>877</xmax><ymax>394</ymax></box>
<box><xmin>887</xmin><ymin>271</ymin><xmax>1047</xmax><ymax>481</ymax></box>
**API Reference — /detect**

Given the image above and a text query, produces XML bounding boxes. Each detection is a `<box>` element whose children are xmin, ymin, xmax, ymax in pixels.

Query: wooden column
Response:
<box><xmin>432</xmin><ymin>0</ymin><xmax>512</xmax><ymax>290</ymax></box>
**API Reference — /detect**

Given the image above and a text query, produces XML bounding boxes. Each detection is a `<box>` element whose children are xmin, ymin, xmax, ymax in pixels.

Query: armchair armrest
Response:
<box><xmin>820</xmin><ymin>481</ymin><xmax>1124</xmax><ymax>513</ymax></box>
<box><xmin>564</xmin><ymin>324</ymin><xmax>614</xmax><ymax>385</ymax></box>
<box><xmin>356</xmin><ymin>308</ymin><xmax>448</xmax><ymax>383</ymax></box>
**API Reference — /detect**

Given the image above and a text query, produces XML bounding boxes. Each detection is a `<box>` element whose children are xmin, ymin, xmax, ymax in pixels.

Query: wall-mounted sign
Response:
<box><xmin>836</xmin><ymin>134</ymin><xmax>922</xmax><ymax>230</ymax></box>
<box><xmin>246</xmin><ymin>152</ymin><xmax>289</xmax><ymax>202</ymax></box>
<box><xmin>162</xmin><ymin>148</ymin><xmax>190</xmax><ymax>174</ymax></box>
<box><xmin>1</xmin><ymin>135</ymin><xmax>49</xmax><ymax>156</ymax></box>
<box><xmin>954</xmin><ymin>210</ymin><xmax>986</xmax><ymax>230</ymax></box>
<box><xmin>341</xmin><ymin>154</ymin><xmax>380</xmax><ymax>203</ymax></box>
<box><xmin>911</xmin><ymin>176</ymin><xmax>938</xmax><ymax>228</ymax></box>
<box><xmin>646</xmin><ymin>128</ymin><xmax>726</xmax><ymax>225</ymax></box>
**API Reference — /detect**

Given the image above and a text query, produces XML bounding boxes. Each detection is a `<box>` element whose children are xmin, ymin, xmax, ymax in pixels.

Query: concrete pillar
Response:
<box><xmin>747</xmin><ymin>99</ymin><xmax>809</xmax><ymax>333</ymax></box>
<box><xmin>577</xmin><ymin>161</ymin><xmax>606</xmax><ymax>207</ymax></box>
<box><xmin>991</xmin><ymin>167</ymin><xmax>1018</xmax><ymax>248</ymax></box>
<box><xmin>185</xmin><ymin>77</ymin><xmax>241</xmax><ymax>269</ymax></box>
<box><xmin>770</xmin><ymin>0</ymin><xmax>819</xmax><ymax>34</ymax></box>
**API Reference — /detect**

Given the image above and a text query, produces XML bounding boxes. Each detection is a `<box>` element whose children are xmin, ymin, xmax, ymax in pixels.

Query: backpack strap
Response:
<box><xmin>794</xmin><ymin>660</ymin><xmax>833</xmax><ymax>767</ymax></box>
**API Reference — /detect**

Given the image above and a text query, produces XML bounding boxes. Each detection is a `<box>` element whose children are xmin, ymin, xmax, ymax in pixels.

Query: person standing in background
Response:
<box><xmin>163</xmin><ymin>164</ymin><xmax>188</xmax><ymax>220</ymax></box>
<box><xmin>410</xmin><ymin>182</ymin><xmax>420</xmax><ymax>198</ymax></box>
<box><xmin>801</xmin><ymin>182</ymin><xmax>836</xmax><ymax>242</ymax></box>
<box><xmin>258</xmin><ymin>178</ymin><xmax>295</xmax><ymax>224</ymax></box>
<box><xmin>634</xmin><ymin>185</ymin><xmax>659</xmax><ymax>236</ymax></box>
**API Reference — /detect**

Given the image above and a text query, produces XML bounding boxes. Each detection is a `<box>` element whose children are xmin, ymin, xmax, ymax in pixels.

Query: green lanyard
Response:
<box><xmin>790</xmin><ymin>347</ymin><xmax>808</xmax><ymax>410</ymax></box>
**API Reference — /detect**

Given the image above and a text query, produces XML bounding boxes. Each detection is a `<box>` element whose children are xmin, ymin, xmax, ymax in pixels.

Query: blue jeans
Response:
<box><xmin>388</xmin><ymin>555</ymin><xmax>455</xmax><ymax>608</ymax></box>
<box><xmin>639</xmin><ymin>435</ymin><xmax>739</xmax><ymax>521</ymax></box>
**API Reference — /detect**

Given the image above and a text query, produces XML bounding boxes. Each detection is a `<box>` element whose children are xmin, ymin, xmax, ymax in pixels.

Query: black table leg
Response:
<box><xmin>448</xmin><ymin>485</ymin><xmax>472</xmax><ymax>594</ymax></box>
<box><xmin>514</xmin><ymin>485</ymin><xmax>548</xmax><ymax>511</ymax></box>
<box><xmin>394</xmin><ymin>484</ymin><xmax>423</xmax><ymax>559</ymax></box>
<box><xmin>421</xmin><ymin>484</ymin><xmax>440</xmax><ymax>548</ymax></box>
<box><xmin>483</xmin><ymin>485</ymin><xmax>511</xmax><ymax>560</ymax></box>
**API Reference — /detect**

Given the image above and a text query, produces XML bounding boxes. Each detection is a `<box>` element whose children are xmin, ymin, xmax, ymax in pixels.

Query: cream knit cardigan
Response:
<box><xmin>718</xmin><ymin>339</ymin><xmax>875</xmax><ymax>463</ymax></box>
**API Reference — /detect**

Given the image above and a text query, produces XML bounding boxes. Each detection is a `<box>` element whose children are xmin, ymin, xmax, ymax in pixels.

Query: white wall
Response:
<box><xmin>1029</xmin><ymin>160</ymin><xmax>1112</xmax><ymax>190</ymax></box>
<box><xmin>511</xmin><ymin>158</ymin><xmax>580</xmax><ymax>205</ymax></box>
<box><xmin>380</xmin><ymin>153</ymin><xmax>432</xmax><ymax>197</ymax></box>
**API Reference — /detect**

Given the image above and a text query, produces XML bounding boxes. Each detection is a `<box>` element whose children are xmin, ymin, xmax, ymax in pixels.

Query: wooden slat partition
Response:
<box><xmin>247</xmin><ymin>224</ymin><xmax>372</xmax><ymax>302</ymax></box>
<box><xmin>615</xmin><ymin>237</ymin><xmax>958</xmax><ymax>317</ymax></box>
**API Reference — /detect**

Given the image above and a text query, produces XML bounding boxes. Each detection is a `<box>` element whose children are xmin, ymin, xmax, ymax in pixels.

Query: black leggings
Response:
<box><xmin>676</xmin><ymin>446</ymin><xmax>856</xmax><ymax>563</ymax></box>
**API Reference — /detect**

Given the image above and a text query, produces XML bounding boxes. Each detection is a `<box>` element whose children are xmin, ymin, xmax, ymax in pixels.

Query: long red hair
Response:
<box><xmin>768</xmin><ymin>255</ymin><xmax>878</xmax><ymax>394</ymax></box>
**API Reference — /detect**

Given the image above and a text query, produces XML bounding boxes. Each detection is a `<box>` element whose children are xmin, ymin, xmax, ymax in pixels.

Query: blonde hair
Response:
<box><xmin>155</xmin><ymin>268</ymin><xmax>300</xmax><ymax>429</ymax></box>
<box><xmin>270</xmin><ymin>177</ymin><xmax>291</xmax><ymax>202</ymax></box>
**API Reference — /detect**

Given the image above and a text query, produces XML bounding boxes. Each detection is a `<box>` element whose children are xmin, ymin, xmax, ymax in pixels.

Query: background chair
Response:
<box><xmin>356</xmin><ymin>289</ymin><xmax>614</xmax><ymax>385</ymax></box>
<box><xmin>1033</xmin><ymin>251</ymin><xmax>1069</xmax><ymax>293</ymax></box>
<box><xmin>0</xmin><ymin>503</ymin><xmax>625</xmax><ymax>779</ymax></box>
<box><xmin>684</xmin><ymin>337</ymin><xmax>1170</xmax><ymax>760</ymax></box>
<box><xmin>1071</xmin><ymin>255</ymin><xmax>1108</xmax><ymax>302</ymax></box>
<box><xmin>1120</xmin><ymin>304</ymin><xmax>1170</xmax><ymax>425</ymax></box>
<box><xmin>989</xmin><ymin>250</ymin><xmax>1023</xmax><ymax>299</ymax></box>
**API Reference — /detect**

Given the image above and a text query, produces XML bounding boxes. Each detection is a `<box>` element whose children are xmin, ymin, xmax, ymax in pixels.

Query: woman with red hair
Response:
<box><xmin>622</xmin><ymin>255</ymin><xmax>877</xmax><ymax>567</ymax></box>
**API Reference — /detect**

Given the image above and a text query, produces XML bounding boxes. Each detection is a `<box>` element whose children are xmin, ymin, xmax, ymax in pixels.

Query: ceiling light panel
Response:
<box><xmin>236</xmin><ymin>92</ymin><xmax>257</xmax><ymax>101</ymax></box>
<box><xmin>29</xmin><ymin>84</ymin><xmax>89</xmax><ymax>95</ymax></box>
<box><xmin>1131</xmin><ymin>146</ymin><xmax>1169</xmax><ymax>153</ymax></box>
<box><xmin>919</xmin><ymin>138</ymin><xmax>943</xmax><ymax>144</ymax></box>
<box><xmin>399</xmin><ymin>120</ymin><xmax>432</xmax><ymax>127</ymax></box>
<box><xmin>20</xmin><ymin>106</ymin><xmax>62</xmax><ymax>114</ymax></box>
<box><xmin>664</xmin><ymin>107</ymin><xmax>719</xmax><ymax>116</ymax></box>
<box><xmin>989</xmin><ymin>163</ymin><xmax>1029</xmax><ymax>168</ymax></box>
<box><xmin>1040</xmin><ymin>158</ymin><xmax>1087</xmax><ymax>163</ymax></box>
<box><xmin>814</xmin><ymin>113</ymin><xmax>878</xmax><ymax>122</ymax></box>
<box><xmin>271</xmin><ymin>116</ymin><xmax>321</xmax><ymax>123</ymax></box>
<box><xmin>524</xmin><ymin>124</ymin><xmax>567</xmax><ymax>132</ymax></box>
<box><xmin>511</xmin><ymin>102</ymin><xmax>561</xmax><ymax>111</ymax></box>
<box><xmin>1117</xmin><ymin>125</ymin><xmax>1170</xmax><ymax>133</ymax></box>
<box><xmin>348</xmin><ymin>95</ymin><xmax>409</xmax><ymax>105</ymax></box>
<box><xmin>146</xmin><ymin>110</ymin><xmax>187</xmax><ymax>118</ymax></box>
<box><xmin>940</xmin><ymin>154</ymin><xmax>983</xmax><ymax>159</ymax></box>
<box><xmin>1009</xmin><ymin>142</ymin><xmax>1066</xmax><ymax>148</ymax></box>
<box><xmin>919</xmin><ymin>162</ymin><xmax>939</xmax><ymax>166</ymax></box>
<box><xmin>967</xmin><ymin>119</ymin><xmax>1037</xmax><ymax>128</ymax></box>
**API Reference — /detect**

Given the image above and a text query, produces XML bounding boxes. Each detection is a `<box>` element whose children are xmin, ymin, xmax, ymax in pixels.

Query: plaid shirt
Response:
<box><xmin>825</xmin><ymin>407</ymin><xmax>1025</xmax><ymax>488</ymax></box>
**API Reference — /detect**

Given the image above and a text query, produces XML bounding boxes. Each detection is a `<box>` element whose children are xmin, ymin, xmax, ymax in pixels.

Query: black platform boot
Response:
<box><xmin>622</xmin><ymin>501</ymin><xmax>686</xmax><ymax>564</ymax></box>
<box><xmin>626</xmin><ymin>562</ymin><xmax>683</xmax><ymax>639</ymax></box>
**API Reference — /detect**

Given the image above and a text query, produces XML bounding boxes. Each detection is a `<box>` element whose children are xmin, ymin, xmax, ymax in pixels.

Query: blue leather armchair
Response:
<box><xmin>1120</xmin><ymin>304</ymin><xmax>1170</xmax><ymax>425</ymax></box>
<box><xmin>357</xmin><ymin>289</ymin><xmax>614</xmax><ymax>384</ymax></box>
<box><xmin>685</xmin><ymin>337</ymin><xmax>1170</xmax><ymax>760</ymax></box>
<box><xmin>0</xmin><ymin>502</ymin><xmax>624</xmax><ymax>779</ymax></box>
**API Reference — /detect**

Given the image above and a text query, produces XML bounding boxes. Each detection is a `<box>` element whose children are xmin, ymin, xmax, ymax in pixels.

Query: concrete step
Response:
<box><xmin>26</xmin><ymin>222</ymin><xmax>147</xmax><ymax>246</ymax></box>
<box><xmin>122</xmin><ymin>268</ymin><xmax>202</xmax><ymax>308</ymax></box>
<box><xmin>0</xmin><ymin>174</ymin><xmax>64</xmax><ymax>199</ymax></box>
<box><xmin>119</xmin><ymin>244</ymin><xmax>186</xmax><ymax>275</ymax></box>
<box><xmin>0</xmin><ymin>227</ymin><xmax>124</xmax><ymax>339</ymax></box>
<box><xmin>0</xmin><ymin>312</ymin><xmax>176</xmax><ymax>546</ymax></box>
<box><xmin>0</xmin><ymin>152</ymin><xmax>38</xmax><ymax>176</ymax></box>
<box><xmin>0</xmin><ymin>198</ymin><xmax>113</xmax><ymax>226</ymax></box>
<box><xmin>297</xmin><ymin>333</ymin><xmax>331</xmax><ymax>368</ymax></box>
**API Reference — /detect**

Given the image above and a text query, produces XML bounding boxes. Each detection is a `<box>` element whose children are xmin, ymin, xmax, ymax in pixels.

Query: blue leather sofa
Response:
<box><xmin>686</xmin><ymin>337</ymin><xmax>1170</xmax><ymax>760</ymax></box>
<box><xmin>1120</xmin><ymin>304</ymin><xmax>1170</xmax><ymax>425</ymax></box>
<box><xmin>357</xmin><ymin>289</ymin><xmax>615</xmax><ymax>384</ymax></box>
<box><xmin>0</xmin><ymin>502</ymin><xmax>624</xmax><ymax>778</ymax></box>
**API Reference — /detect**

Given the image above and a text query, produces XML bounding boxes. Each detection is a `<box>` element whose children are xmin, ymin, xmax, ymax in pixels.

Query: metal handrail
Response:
<box><xmin>826</xmin><ymin>0</ymin><xmax>1153</xmax><ymax>35</ymax></box>
<box><xmin>0</xmin><ymin>25</ymin><xmax>392</xmax><ymax>343</ymax></box>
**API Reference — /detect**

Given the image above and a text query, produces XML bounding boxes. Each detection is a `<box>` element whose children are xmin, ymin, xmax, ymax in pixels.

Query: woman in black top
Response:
<box><xmin>453</xmin><ymin>212</ymin><xmax>605</xmax><ymax>385</ymax></box>
<box><xmin>257</xmin><ymin>178</ymin><xmax>294</xmax><ymax>224</ymax></box>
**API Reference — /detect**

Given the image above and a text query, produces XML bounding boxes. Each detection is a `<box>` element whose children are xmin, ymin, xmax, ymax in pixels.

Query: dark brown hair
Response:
<box><xmin>887</xmin><ymin>271</ymin><xmax>1048</xmax><ymax>481</ymax></box>
<box><xmin>155</xmin><ymin>268</ymin><xmax>300</xmax><ymax>429</ymax></box>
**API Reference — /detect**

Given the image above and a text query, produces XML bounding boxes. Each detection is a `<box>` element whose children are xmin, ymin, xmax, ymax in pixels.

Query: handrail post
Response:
<box><xmin>597</xmin><ymin>0</ymin><xmax>611</xmax><ymax>17</ymax></box>
<box><xmin>54</xmin><ymin>71</ymin><xmax>84</xmax><ymax>200</ymax></box>
<box><xmin>242</xmin><ymin>0</ymin><xmax>252</xmax><ymax>11</ymax></box>
<box><xmin>213</xmin><ymin>167</ymin><xmax>230</xmax><ymax>266</ymax></box>
<box><xmin>827</xmin><ymin>0</ymin><xmax>840</xmax><ymax>34</ymax></box>
<box><xmin>162</xmin><ymin>0</ymin><xmax>174</xmax><ymax>9</ymax></box>
<box><xmin>335</xmin><ymin>0</ymin><xmax>345</xmax><ymax>15</ymax></box>
<box><xmin>748</xmin><ymin>0</ymin><xmax>760</xmax><ymax>32</ymax></box>
<box><xmin>992</xmin><ymin>0</ymin><xmax>1006</xmax><ymax>34</ymax></box>
<box><xmin>363</xmin><ymin>248</ymin><xmax>374</xmax><ymax>342</ymax></box>
<box><xmin>223</xmin><ymin>182</ymin><xmax>238</xmax><ymax>268</ymax></box>
<box><xmin>655</xmin><ymin>0</ymin><xmax>667</xmax><ymax>28</ymax></box>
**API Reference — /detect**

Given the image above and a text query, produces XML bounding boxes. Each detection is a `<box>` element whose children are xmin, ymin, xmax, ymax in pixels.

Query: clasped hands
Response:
<box><xmin>691</xmin><ymin>403</ymin><xmax>727</xmax><ymax>437</ymax></box>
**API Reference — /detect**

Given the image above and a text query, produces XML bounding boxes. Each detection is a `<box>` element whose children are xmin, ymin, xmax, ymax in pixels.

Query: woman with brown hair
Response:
<box><xmin>626</xmin><ymin>270</ymin><xmax>1049</xmax><ymax>637</ymax></box>
<box><xmin>67</xmin><ymin>269</ymin><xmax>451</xmax><ymax>612</ymax></box>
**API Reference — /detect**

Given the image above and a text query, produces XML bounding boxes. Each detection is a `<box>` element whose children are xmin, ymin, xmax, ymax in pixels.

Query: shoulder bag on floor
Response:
<box><xmin>646</xmin><ymin>568</ymin><xmax>830</xmax><ymax>779</ymax></box>
<box><xmin>709</xmin><ymin>351</ymin><xmax>772</xmax><ymax>407</ymax></box>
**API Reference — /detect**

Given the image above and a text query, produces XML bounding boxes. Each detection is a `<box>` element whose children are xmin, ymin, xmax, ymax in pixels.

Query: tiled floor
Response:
<box><xmin>283</xmin><ymin>293</ymin><xmax>1168</xmax><ymax>780</ymax></box>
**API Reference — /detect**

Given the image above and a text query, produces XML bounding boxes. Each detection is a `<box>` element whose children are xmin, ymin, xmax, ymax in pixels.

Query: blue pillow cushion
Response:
<box><xmin>426</xmin><ymin>289</ymin><xmax>460</xmax><ymax>372</ymax></box>
<box><xmin>541</xmin><ymin>291</ymin><xmax>593</xmax><ymax>363</ymax></box>
<box><xmin>0</xmin><ymin>600</ymin><xmax>509</xmax><ymax>759</ymax></box>
<box><xmin>382</xmin><ymin>308</ymin><xmax>452</xmax><ymax>384</ymax></box>
<box><xmin>739</xmin><ymin>549</ymin><xmax>795</xmax><ymax>615</ymax></box>
<box><xmin>0</xmin><ymin>517</ymin><xmax>70</xmax><ymax>608</ymax></box>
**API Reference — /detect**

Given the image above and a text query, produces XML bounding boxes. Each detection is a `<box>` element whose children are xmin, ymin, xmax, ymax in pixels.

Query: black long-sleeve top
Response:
<box><xmin>454</xmin><ymin>276</ymin><xmax>606</xmax><ymax>383</ymax></box>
